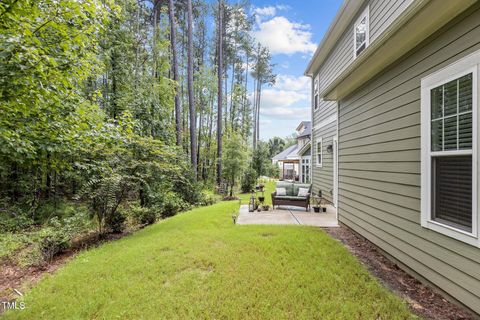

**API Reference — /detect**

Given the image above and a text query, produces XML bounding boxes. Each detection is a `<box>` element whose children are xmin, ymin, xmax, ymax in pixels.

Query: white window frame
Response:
<box><xmin>314</xmin><ymin>75</ymin><xmax>319</xmax><ymax>111</ymax></box>
<box><xmin>421</xmin><ymin>50</ymin><xmax>480</xmax><ymax>247</ymax></box>
<box><xmin>316</xmin><ymin>137</ymin><xmax>323</xmax><ymax>167</ymax></box>
<box><xmin>353</xmin><ymin>6</ymin><xmax>369</xmax><ymax>59</ymax></box>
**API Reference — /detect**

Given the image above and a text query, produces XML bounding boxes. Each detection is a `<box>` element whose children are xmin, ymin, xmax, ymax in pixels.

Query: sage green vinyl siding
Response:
<box><xmin>338</xmin><ymin>4</ymin><xmax>480</xmax><ymax>314</ymax></box>
<box><xmin>370</xmin><ymin>0</ymin><xmax>413</xmax><ymax>41</ymax></box>
<box><xmin>312</xmin><ymin>96</ymin><xmax>337</xmax><ymax>203</ymax></box>
<box><xmin>314</xmin><ymin>0</ymin><xmax>415</xmax><ymax>92</ymax></box>
<box><xmin>312</xmin><ymin>115</ymin><xmax>336</xmax><ymax>203</ymax></box>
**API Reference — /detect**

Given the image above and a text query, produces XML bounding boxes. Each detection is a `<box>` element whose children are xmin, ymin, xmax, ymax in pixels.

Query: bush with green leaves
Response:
<box><xmin>265</xmin><ymin>162</ymin><xmax>280</xmax><ymax>178</ymax></box>
<box><xmin>129</xmin><ymin>205</ymin><xmax>157</xmax><ymax>226</ymax></box>
<box><xmin>241</xmin><ymin>167</ymin><xmax>258</xmax><ymax>193</ymax></box>
<box><xmin>222</xmin><ymin>131</ymin><xmax>248</xmax><ymax>197</ymax></box>
<box><xmin>160</xmin><ymin>192</ymin><xmax>190</xmax><ymax>218</ymax></box>
<box><xmin>0</xmin><ymin>210</ymin><xmax>34</xmax><ymax>233</ymax></box>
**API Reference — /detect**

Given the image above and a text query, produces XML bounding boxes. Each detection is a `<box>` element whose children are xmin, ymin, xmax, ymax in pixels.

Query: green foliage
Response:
<box><xmin>37</xmin><ymin>221</ymin><xmax>71</xmax><ymax>263</ymax></box>
<box><xmin>251</xmin><ymin>142</ymin><xmax>271</xmax><ymax>177</ymax></box>
<box><xmin>0</xmin><ymin>0</ymin><xmax>113</xmax><ymax>198</ymax></box>
<box><xmin>267</xmin><ymin>137</ymin><xmax>286</xmax><ymax>158</ymax></box>
<box><xmin>0</xmin><ymin>232</ymin><xmax>32</xmax><ymax>259</ymax></box>
<box><xmin>264</xmin><ymin>162</ymin><xmax>280</xmax><ymax>178</ymax></box>
<box><xmin>241</xmin><ymin>167</ymin><xmax>258</xmax><ymax>193</ymax></box>
<box><xmin>160</xmin><ymin>192</ymin><xmax>190</xmax><ymax>218</ymax></box>
<box><xmin>129</xmin><ymin>205</ymin><xmax>157</xmax><ymax>226</ymax></box>
<box><xmin>222</xmin><ymin>131</ymin><xmax>248</xmax><ymax>197</ymax></box>
<box><xmin>105</xmin><ymin>211</ymin><xmax>126</xmax><ymax>234</ymax></box>
<box><xmin>0</xmin><ymin>209</ymin><xmax>34</xmax><ymax>233</ymax></box>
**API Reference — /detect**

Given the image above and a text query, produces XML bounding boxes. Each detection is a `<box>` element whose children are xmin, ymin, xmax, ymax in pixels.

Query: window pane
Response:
<box><xmin>443</xmin><ymin>79</ymin><xmax>457</xmax><ymax>117</ymax></box>
<box><xmin>431</xmin><ymin>87</ymin><xmax>443</xmax><ymax>119</ymax></box>
<box><xmin>443</xmin><ymin>116</ymin><xmax>457</xmax><ymax>150</ymax></box>
<box><xmin>431</xmin><ymin>119</ymin><xmax>443</xmax><ymax>151</ymax></box>
<box><xmin>459</xmin><ymin>112</ymin><xmax>472</xmax><ymax>149</ymax></box>
<box><xmin>459</xmin><ymin>73</ymin><xmax>472</xmax><ymax>113</ymax></box>
<box><xmin>431</xmin><ymin>156</ymin><xmax>472</xmax><ymax>232</ymax></box>
<box><xmin>355</xmin><ymin>18</ymin><xmax>366</xmax><ymax>49</ymax></box>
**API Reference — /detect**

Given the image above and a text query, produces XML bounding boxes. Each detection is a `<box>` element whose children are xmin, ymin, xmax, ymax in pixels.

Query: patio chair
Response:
<box><xmin>271</xmin><ymin>181</ymin><xmax>311</xmax><ymax>211</ymax></box>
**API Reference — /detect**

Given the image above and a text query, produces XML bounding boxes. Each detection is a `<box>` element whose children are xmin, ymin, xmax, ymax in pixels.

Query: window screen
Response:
<box><xmin>431</xmin><ymin>156</ymin><xmax>472</xmax><ymax>232</ymax></box>
<box><xmin>430</xmin><ymin>73</ymin><xmax>473</xmax><ymax>231</ymax></box>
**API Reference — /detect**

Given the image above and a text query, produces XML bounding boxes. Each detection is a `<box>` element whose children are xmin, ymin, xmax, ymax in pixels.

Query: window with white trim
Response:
<box><xmin>316</xmin><ymin>138</ymin><xmax>323</xmax><ymax>167</ymax></box>
<box><xmin>354</xmin><ymin>7</ymin><xmax>369</xmax><ymax>58</ymax></box>
<box><xmin>421</xmin><ymin>50</ymin><xmax>480</xmax><ymax>247</ymax></box>
<box><xmin>314</xmin><ymin>75</ymin><xmax>319</xmax><ymax>111</ymax></box>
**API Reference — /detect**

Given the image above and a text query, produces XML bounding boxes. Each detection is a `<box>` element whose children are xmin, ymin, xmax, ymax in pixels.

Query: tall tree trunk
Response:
<box><xmin>252</xmin><ymin>77</ymin><xmax>257</xmax><ymax>148</ymax></box>
<box><xmin>224</xmin><ymin>68</ymin><xmax>228</xmax><ymax>131</ymax></box>
<box><xmin>256</xmin><ymin>85</ymin><xmax>262</xmax><ymax>143</ymax></box>
<box><xmin>242</xmin><ymin>51</ymin><xmax>249</xmax><ymax>139</ymax></box>
<box><xmin>168</xmin><ymin>0</ymin><xmax>181</xmax><ymax>146</ymax></box>
<box><xmin>216</xmin><ymin>0</ymin><xmax>223</xmax><ymax>186</ymax></box>
<box><xmin>197</xmin><ymin>97</ymin><xmax>204</xmax><ymax>177</ymax></box>
<box><xmin>230</xmin><ymin>62</ymin><xmax>235</xmax><ymax>130</ymax></box>
<box><xmin>187</xmin><ymin>0</ymin><xmax>197</xmax><ymax>178</ymax></box>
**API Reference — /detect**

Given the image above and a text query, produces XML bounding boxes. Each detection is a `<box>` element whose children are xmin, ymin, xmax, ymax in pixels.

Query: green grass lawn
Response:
<box><xmin>4</xmin><ymin>182</ymin><xmax>416</xmax><ymax>319</ymax></box>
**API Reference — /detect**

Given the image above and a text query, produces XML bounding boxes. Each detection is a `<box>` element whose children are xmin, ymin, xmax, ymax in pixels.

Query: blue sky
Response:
<box><xmin>248</xmin><ymin>0</ymin><xmax>343</xmax><ymax>140</ymax></box>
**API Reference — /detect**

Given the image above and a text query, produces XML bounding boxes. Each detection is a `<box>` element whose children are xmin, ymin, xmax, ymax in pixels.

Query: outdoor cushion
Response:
<box><xmin>275</xmin><ymin>196</ymin><xmax>307</xmax><ymax>201</ymax></box>
<box><xmin>293</xmin><ymin>183</ymin><xmax>311</xmax><ymax>196</ymax></box>
<box><xmin>276</xmin><ymin>182</ymin><xmax>294</xmax><ymax>196</ymax></box>
<box><xmin>276</xmin><ymin>187</ymin><xmax>286</xmax><ymax>196</ymax></box>
<box><xmin>297</xmin><ymin>187</ymin><xmax>309</xmax><ymax>197</ymax></box>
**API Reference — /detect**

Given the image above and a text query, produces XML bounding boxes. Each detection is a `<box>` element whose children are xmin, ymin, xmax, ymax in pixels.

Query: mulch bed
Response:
<box><xmin>325</xmin><ymin>226</ymin><xmax>476</xmax><ymax>320</ymax></box>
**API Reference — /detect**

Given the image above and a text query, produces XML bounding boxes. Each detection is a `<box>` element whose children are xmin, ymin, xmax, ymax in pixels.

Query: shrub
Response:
<box><xmin>0</xmin><ymin>211</ymin><xmax>33</xmax><ymax>233</ymax></box>
<box><xmin>130</xmin><ymin>205</ymin><xmax>157</xmax><ymax>226</ymax></box>
<box><xmin>161</xmin><ymin>192</ymin><xmax>190</xmax><ymax>218</ymax></box>
<box><xmin>36</xmin><ymin>218</ymin><xmax>71</xmax><ymax>263</ymax></box>
<box><xmin>199</xmin><ymin>191</ymin><xmax>219</xmax><ymax>206</ymax></box>
<box><xmin>241</xmin><ymin>167</ymin><xmax>258</xmax><ymax>193</ymax></box>
<box><xmin>265</xmin><ymin>163</ymin><xmax>280</xmax><ymax>178</ymax></box>
<box><xmin>105</xmin><ymin>211</ymin><xmax>126</xmax><ymax>234</ymax></box>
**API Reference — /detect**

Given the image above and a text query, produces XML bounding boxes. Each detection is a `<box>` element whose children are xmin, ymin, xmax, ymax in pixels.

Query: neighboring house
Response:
<box><xmin>306</xmin><ymin>0</ymin><xmax>480</xmax><ymax>315</ymax></box>
<box><xmin>271</xmin><ymin>121</ymin><xmax>311</xmax><ymax>183</ymax></box>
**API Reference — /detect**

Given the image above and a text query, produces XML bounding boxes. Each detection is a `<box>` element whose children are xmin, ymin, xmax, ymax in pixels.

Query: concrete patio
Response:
<box><xmin>236</xmin><ymin>204</ymin><xmax>339</xmax><ymax>227</ymax></box>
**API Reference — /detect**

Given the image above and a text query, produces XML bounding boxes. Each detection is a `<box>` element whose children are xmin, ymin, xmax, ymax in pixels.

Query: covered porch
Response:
<box><xmin>279</xmin><ymin>160</ymin><xmax>299</xmax><ymax>181</ymax></box>
<box><xmin>236</xmin><ymin>204</ymin><xmax>338</xmax><ymax>227</ymax></box>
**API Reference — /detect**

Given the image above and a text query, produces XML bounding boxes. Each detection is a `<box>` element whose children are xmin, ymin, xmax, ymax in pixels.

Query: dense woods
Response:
<box><xmin>0</xmin><ymin>0</ymin><xmax>288</xmax><ymax>265</ymax></box>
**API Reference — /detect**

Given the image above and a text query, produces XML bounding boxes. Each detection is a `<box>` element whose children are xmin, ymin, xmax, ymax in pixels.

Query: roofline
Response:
<box><xmin>295</xmin><ymin>120</ymin><xmax>310</xmax><ymax>131</ymax></box>
<box><xmin>297</xmin><ymin>140</ymin><xmax>311</xmax><ymax>156</ymax></box>
<box><xmin>320</xmin><ymin>0</ymin><xmax>476</xmax><ymax>100</ymax></box>
<box><xmin>304</xmin><ymin>0</ymin><xmax>365</xmax><ymax>77</ymax></box>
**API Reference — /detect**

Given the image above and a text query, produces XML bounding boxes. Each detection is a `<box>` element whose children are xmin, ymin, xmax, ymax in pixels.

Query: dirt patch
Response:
<box><xmin>0</xmin><ymin>231</ymin><xmax>128</xmax><ymax>310</ymax></box>
<box><xmin>325</xmin><ymin>226</ymin><xmax>476</xmax><ymax>320</ymax></box>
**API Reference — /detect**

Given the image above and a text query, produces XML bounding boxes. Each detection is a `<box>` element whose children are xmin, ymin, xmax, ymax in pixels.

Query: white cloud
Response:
<box><xmin>253</xmin><ymin>6</ymin><xmax>277</xmax><ymax>18</ymax></box>
<box><xmin>274</xmin><ymin>75</ymin><xmax>310</xmax><ymax>92</ymax></box>
<box><xmin>249</xmin><ymin>74</ymin><xmax>311</xmax><ymax>123</ymax></box>
<box><xmin>251</xmin><ymin>88</ymin><xmax>308</xmax><ymax>110</ymax></box>
<box><xmin>261</xmin><ymin>107</ymin><xmax>310</xmax><ymax>120</ymax></box>
<box><xmin>252</xmin><ymin>5</ymin><xmax>290</xmax><ymax>22</ymax></box>
<box><xmin>253</xmin><ymin>16</ymin><xmax>317</xmax><ymax>55</ymax></box>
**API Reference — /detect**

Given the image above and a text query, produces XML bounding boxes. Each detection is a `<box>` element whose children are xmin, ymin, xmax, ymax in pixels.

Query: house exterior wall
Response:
<box><xmin>311</xmin><ymin>103</ymin><xmax>336</xmax><ymax>203</ymax></box>
<box><xmin>317</xmin><ymin>0</ymin><xmax>413</xmax><ymax>92</ymax></box>
<box><xmin>337</xmin><ymin>4</ymin><xmax>480</xmax><ymax>314</ymax></box>
<box><xmin>369</xmin><ymin>0</ymin><xmax>413</xmax><ymax>41</ymax></box>
<box><xmin>311</xmin><ymin>0</ymin><xmax>415</xmax><ymax>203</ymax></box>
